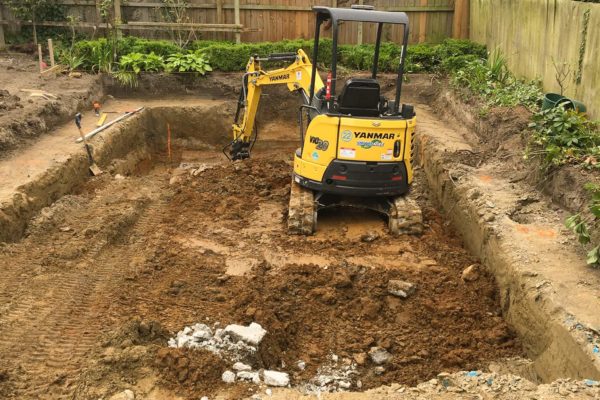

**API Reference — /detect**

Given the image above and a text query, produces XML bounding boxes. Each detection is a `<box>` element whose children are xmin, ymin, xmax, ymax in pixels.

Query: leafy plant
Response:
<box><xmin>527</xmin><ymin>106</ymin><xmax>600</xmax><ymax>168</ymax></box>
<box><xmin>451</xmin><ymin>57</ymin><xmax>542</xmax><ymax>111</ymax></box>
<box><xmin>119</xmin><ymin>52</ymin><xmax>165</xmax><ymax>73</ymax></box>
<box><xmin>111</xmin><ymin>70</ymin><xmax>138</xmax><ymax>88</ymax></box>
<box><xmin>142</xmin><ymin>52</ymin><xmax>166</xmax><ymax>72</ymax></box>
<box><xmin>59</xmin><ymin>49</ymin><xmax>85</xmax><ymax>71</ymax></box>
<box><xmin>166</xmin><ymin>50</ymin><xmax>212</xmax><ymax>74</ymax></box>
<box><xmin>487</xmin><ymin>47</ymin><xmax>510</xmax><ymax>85</ymax></box>
<box><xmin>119</xmin><ymin>52</ymin><xmax>145</xmax><ymax>73</ymax></box>
<box><xmin>566</xmin><ymin>183</ymin><xmax>600</xmax><ymax>267</ymax></box>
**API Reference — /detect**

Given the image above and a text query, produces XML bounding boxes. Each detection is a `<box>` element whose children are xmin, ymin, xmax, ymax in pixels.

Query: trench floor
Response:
<box><xmin>0</xmin><ymin>100</ymin><xmax>523</xmax><ymax>399</ymax></box>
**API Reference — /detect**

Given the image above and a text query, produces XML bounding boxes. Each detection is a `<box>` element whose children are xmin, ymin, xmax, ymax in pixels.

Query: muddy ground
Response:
<box><xmin>1</xmin><ymin>51</ymin><xmax>599</xmax><ymax>399</ymax></box>
<box><xmin>0</xmin><ymin>132</ymin><xmax>523</xmax><ymax>399</ymax></box>
<box><xmin>0</xmin><ymin>53</ymin><xmax>101</xmax><ymax>156</ymax></box>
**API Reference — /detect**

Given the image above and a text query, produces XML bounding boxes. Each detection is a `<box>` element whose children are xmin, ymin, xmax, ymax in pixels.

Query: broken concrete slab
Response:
<box><xmin>223</xmin><ymin>322</ymin><xmax>267</xmax><ymax>346</ymax></box>
<box><xmin>233</xmin><ymin>361</ymin><xmax>252</xmax><ymax>371</ymax></box>
<box><xmin>237</xmin><ymin>370</ymin><xmax>261</xmax><ymax>384</ymax></box>
<box><xmin>263</xmin><ymin>370</ymin><xmax>290</xmax><ymax>387</ymax></box>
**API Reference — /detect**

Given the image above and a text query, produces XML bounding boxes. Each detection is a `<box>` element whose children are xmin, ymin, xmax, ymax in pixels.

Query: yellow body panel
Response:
<box><xmin>294</xmin><ymin>114</ymin><xmax>416</xmax><ymax>184</ymax></box>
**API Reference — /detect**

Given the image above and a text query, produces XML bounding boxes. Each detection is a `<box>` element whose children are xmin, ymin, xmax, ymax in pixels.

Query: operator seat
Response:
<box><xmin>337</xmin><ymin>78</ymin><xmax>381</xmax><ymax>117</ymax></box>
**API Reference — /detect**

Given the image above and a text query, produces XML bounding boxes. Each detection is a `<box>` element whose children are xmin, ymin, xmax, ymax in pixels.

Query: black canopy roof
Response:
<box><xmin>312</xmin><ymin>6</ymin><xmax>409</xmax><ymax>25</ymax></box>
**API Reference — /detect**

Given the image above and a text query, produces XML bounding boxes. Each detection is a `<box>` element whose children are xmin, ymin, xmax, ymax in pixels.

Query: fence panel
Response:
<box><xmin>0</xmin><ymin>0</ymin><xmax>468</xmax><ymax>48</ymax></box>
<box><xmin>470</xmin><ymin>0</ymin><xmax>600</xmax><ymax>118</ymax></box>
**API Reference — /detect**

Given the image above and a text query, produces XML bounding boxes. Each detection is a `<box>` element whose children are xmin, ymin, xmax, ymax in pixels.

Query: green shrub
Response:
<box><xmin>166</xmin><ymin>50</ymin><xmax>212</xmax><ymax>74</ymax></box>
<box><xmin>527</xmin><ymin>107</ymin><xmax>600</xmax><ymax>168</ymax></box>
<box><xmin>119</xmin><ymin>52</ymin><xmax>165</xmax><ymax>73</ymax></box>
<box><xmin>118</xmin><ymin>37</ymin><xmax>180</xmax><ymax>58</ymax></box>
<box><xmin>71</xmin><ymin>37</ymin><xmax>488</xmax><ymax>75</ymax></box>
<box><xmin>451</xmin><ymin>56</ymin><xmax>542</xmax><ymax>110</ymax></box>
<box><xmin>434</xmin><ymin>38</ymin><xmax>487</xmax><ymax>60</ymax></box>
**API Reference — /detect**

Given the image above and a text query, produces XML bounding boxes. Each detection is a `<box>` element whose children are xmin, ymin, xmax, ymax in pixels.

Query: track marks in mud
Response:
<box><xmin>0</xmin><ymin>176</ymin><xmax>165</xmax><ymax>398</ymax></box>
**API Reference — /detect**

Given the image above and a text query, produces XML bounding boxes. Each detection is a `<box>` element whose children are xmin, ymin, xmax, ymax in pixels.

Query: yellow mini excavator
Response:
<box><xmin>227</xmin><ymin>5</ymin><xmax>423</xmax><ymax>235</ymax></box>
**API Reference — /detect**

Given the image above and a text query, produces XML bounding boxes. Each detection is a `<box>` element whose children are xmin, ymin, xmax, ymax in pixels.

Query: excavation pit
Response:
<box><xmin>1</xmin><ymin>77</ymin><xmax>599</xmax><ymax>399</ymax></box>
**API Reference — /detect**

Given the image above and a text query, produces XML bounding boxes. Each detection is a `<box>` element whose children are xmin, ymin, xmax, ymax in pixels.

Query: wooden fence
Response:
<box><xmin>470</xmin><ymin>0</ymin><xmax>600</xmax><ymax>119</ymax></box>
<box><xmin>0</xmin><ymin>0</ymin><xmax>469</xmax><ymax>48</ymax></box>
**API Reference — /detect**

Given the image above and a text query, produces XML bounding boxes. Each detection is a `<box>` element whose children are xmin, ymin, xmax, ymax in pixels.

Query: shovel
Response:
<box><xmin>75</xmin><ymin>113</ymin><xmax>103</xmax><ymax>176</ymax></box>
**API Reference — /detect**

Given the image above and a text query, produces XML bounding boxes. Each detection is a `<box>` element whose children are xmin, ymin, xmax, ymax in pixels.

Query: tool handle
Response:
<box><xmin>75</xmin><ymin>113</ymin><xmax>82</xmax><ymax>129</ymax></box>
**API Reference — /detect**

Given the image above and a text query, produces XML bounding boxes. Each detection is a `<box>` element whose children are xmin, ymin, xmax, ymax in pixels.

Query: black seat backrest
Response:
<box><xmin>338</xmin><ymin>78</ymin><xmax>381</xmax><ymax>117</ymax></box>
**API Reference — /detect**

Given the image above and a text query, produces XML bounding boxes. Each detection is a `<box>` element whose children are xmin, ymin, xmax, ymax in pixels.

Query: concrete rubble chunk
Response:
<box><xmin>263</xmin><ymin>370</ymin><xmax>290</xmax><ymax>387</ymax></box>
<box><xmin>224</xmin><ymin>322</ymin><xmax>267</xmax><ymax>346</ymax></box>
<box><xmin>461</xmin><ymin>264</ymin><xmax>480</xmax><ymax>282</ymax></box>
<box><xmin>369</xmin><ymin>347</ymin><xmax>392</xmax><ymax>365</ymax></box>
<box><xmin>222</xmin><ymin>370</ymin><xmax>236</xmax><ymax>384</ymax></box>
<box><xmin>237</xmin><ymin>370</ymin><xmax>261</xmax><ymax>384</ymax></box>
<box><xmin>108</xmin><ymin>389</ymin><xmax>135</xmax><ymax>400</ymax></box>
<box><xmin>232</xmin><ymin>362</ymin><xmax>252</xmax><ymax>371</ymax></box>
<box><xmin>387</xmin><ymin>280</ymin><xmax>416</xmax><ymax>298</ymax></box>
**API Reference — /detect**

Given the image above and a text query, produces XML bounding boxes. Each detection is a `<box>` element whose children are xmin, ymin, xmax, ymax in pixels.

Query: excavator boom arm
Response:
<box><xmin>229</xmin><ymin>49</ymin><xmax>324</xmax><ymax>160</ymax></box>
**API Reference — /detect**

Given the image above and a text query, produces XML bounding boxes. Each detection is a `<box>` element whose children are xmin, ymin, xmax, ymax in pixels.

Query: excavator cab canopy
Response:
<box><xmin>308</xmin><ymin>6</ymin><xmax>411</xmax><ymax>117</ymax></box>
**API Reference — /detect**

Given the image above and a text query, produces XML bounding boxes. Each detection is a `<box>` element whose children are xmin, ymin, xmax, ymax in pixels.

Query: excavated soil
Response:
<box><xmin>0</xmin><ymin>132</ymin><xmax>522</xmax><ymax>399</ymax></box>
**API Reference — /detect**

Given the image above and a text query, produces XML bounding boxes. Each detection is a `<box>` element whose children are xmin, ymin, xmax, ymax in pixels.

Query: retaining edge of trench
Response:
<box><xmin>414</xmin><ymin>123</ymin><xmax>600</xmax><ymax>382</ymax></box>
<box><xmin>0</xmin><ymin>112</ymin><xmax>150</xmax><ymax>243</ymax></box>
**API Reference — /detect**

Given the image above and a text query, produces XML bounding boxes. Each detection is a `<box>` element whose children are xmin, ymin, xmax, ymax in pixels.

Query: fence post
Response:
<box><xmin>216</xmin><ymin>0</ymin><xmax>223</xmax><ymax>24</ymax></box>
<box><xmin>114</xmin><ymin>0</ymin><xmax>122</xmax><ymax>38</ymax></box>
<box><xmin>0</xmin><ymin>5</ymin><xmax>5</xmax><ymax>50</ymax></box>
<box><xmin>357</xmin><ymin>0</ymin><xmax>363</xmax><ymax>44</ymax></box>
<box><xmin>418</xmin><ymin>0</ymin><xmax>428</xmax><ymax>43</ymax></box>
<box><xmin>94</xmin><ymin>0</ymin><xmax>102</xmax><ymax>27</ymax></box>
<box><xmin>452</xmin><ymin>0</ymin><xmax>469</xmax><ymax>39</ymax></box>
<box><xmin>234</xmin><ymin>0</ymin><xmax>241</xmax><ymax>44</ymax></box>
<box><xmin>48</xmin><ymin>38</ymin><xmax>55</xmax><ymax>67</ymax></box>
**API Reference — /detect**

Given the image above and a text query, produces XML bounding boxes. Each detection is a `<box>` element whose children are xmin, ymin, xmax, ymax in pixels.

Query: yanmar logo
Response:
<box><xmin>269</xmin><ymin>74</ymin><xmax>290</xmax><ymax>82</ymax></box>
<box><xmin>354</xmin><ymin>132</ymin><xmax>396</xmax><ymax>140</ymax></box>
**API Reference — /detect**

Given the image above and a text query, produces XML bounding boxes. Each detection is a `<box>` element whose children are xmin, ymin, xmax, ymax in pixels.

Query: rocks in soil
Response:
<box><xmin>462</xmin><ymin>264</ymin><xmax>480</xmax><ymax>282</ymax></box>
<box><xmin>0</xmin><ymin>89</ymin><xmax>21</xmax><ymax>111</ymax></box>
<box><xmin>108</xmin><ymin>389</ymin><xmax>135</xmax><ymax>400</ymax></box>
<box><xmin>232</xmin><ymin>361</ymin><xmax>252</xmax><ymax>371</ymax></box>
<box><xmin>263</xmin><ymin>370</ymin><xmax>290</xmax><ymax>387</ymax></box>
<box><xmin>223</xmin><ymin>322</ymin><xmax>267</xmax><ymax>346</ymax></box>
<box><xmin>168</xmin><ymin>321</ymin><xmax>265</xmax><ymax>362</ymax></box>
<box><xmin>221</xmin><ymin>370</ymin><xmax>236</xmax><ymax>384</ymax></box>
<box><xmin>387</xmin><ymin>279</ymin><xmax>416</xmax><ymax>298</ymax></box>
<box><xmin>237</xmin><ymin>370</ymin><xmax>260</xmax><ymax>383</ymax></box>
<box><xmin>360</xmin><ymin>232</ymin><xmax>380</xmax><ymax>242</ymax></box>
<box><xmin>300</xmin><ymin>353</ymin><xmax>358</xmax><ymax>393</ymax></box>
<box><xmin>368</xmin><ymin>347</ymin><xmax>392</xmax><ymax>365</ymax></box>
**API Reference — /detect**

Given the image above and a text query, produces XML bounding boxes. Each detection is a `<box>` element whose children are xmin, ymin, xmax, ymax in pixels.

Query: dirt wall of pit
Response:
<box><xmin>414</xmin><ymin>93</ymin><xmax>600</xmax><ymax>382</ymax></box>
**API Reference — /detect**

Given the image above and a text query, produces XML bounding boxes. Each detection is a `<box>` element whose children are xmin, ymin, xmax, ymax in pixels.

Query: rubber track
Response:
<box><xmin>388</xmin><ymin>195</ymin><xmax>424</xmax><ymax>235</ymax></box>
<box><xmin>287</xmin><ymin>177</ymin><xmax>315</xmax><ymax>235</ymax></box>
